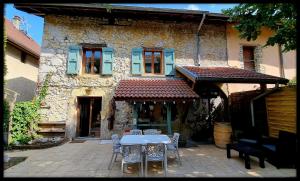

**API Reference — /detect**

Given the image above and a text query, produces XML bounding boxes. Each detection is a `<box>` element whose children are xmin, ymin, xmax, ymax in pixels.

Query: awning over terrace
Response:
<box><xmin>176</xmin><ymin>65</ymin><xmax>289</xmax><ymax>84</ymax></box>
<box><xmin>114</xmin><ymin>79</ymin><xmax>199</xmax><ymax>101</ymax></box>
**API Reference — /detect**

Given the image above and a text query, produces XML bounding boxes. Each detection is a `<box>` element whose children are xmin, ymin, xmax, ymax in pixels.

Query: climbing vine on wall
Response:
<box><xmin>11</xmin><ymin>72</ymin><xmax>53</xmax><ymax>144</ymax></box>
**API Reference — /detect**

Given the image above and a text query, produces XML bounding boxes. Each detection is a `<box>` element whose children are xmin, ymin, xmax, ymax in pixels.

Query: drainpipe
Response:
<box><xmin>196</xmin><ymin>13</ymin><xmax>206</xmax><ymax>66</ymax></box>
<box><xmin>278</xmin><ymin>44</ymin><xmax>285</xmax><ymax>78</ymax></box>
<box><xmin>250</xmin><ymin>83</ymin><xmax>279</xmax><ymax>127</ymax></box>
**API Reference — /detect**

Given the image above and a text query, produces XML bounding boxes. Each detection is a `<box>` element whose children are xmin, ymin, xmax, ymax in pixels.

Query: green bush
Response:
<box><xmin>10</xmin><ymin>72</ymin><xmax>52</xmax><ymax>145</ymax></box>
<box><xmin>288</xmin><ymin>77</ymin><xmax>296</xmax><ymax>86</ymax></box>
<box><xmin>11</xmin><ymin>101</ymin><xmax>41</xmax><ymax>144</ymax></box>
<box><xmin>3</xmin><ymin>99</ymin><xmax>10</xmax><ymax>132</ymax></box>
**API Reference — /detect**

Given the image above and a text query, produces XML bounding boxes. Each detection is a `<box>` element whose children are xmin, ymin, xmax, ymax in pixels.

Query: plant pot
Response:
<box><xmin>213</xmin><ymin>122</ymin><xmax>232</xmax><ymax>149</ymax></box>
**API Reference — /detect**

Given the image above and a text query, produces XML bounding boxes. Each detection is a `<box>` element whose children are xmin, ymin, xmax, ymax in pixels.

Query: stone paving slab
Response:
<box><xmin>4</xmin><ymin>140</ymin><xmax>296</xmax><ymax>177</ymax></box>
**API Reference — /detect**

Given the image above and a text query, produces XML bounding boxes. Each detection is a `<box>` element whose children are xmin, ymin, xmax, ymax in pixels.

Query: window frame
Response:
<box><xmin>242</xmin><ymin>46</ymin><xmax>256</xmax><ymax>71</ymax></box>
<box><xmin>82</xmin><ymin>48</ymin><xmax>102</xmax><ymax>74</ymax></box>
<box><xmin>143</xmin><ymin>48</ymin><xmax>163</xmax><ymax>75</ymax></box>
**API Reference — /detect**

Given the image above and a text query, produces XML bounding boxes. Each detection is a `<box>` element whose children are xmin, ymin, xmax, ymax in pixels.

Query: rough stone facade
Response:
<box><xmin>38</xmin><ymin>15</ymin><xmax>228</xmax><ymax>139</ymax></box>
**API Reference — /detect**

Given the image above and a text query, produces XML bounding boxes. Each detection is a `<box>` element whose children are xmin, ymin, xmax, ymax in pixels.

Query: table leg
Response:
<box><xmin>245</xmin><ymin>155</ymin><xmax>251</xmax><ymax>169</ymax></box>
<box><xmin>164</xmin><ymin>145</ymin><xmax>167</xmax><ymax>176</ymax></box>
<box><xmin>259</xmin><ymin>157</ymin><xmax>265</xmax><ymax>168</ymax></box>
<box><xmin>226</xmin><ymin>144</ymin><xmax>231</xmax><ymax>158</ymax></box>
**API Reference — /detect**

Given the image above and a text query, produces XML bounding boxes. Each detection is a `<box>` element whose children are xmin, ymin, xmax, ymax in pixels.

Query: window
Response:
<box><xmin>82</xmin><ymin>48</ymin><xmax>102</xmax><ymax>74</ymax></box>
<box><xmin>144</xmin><ymin>48</ymin><xmax>163</xmax><ymax>74</ymax></box>
<box><xmin>243</xmin><ymin>46</ymin><xmax>255</xmax><ymax>71</ymax></box>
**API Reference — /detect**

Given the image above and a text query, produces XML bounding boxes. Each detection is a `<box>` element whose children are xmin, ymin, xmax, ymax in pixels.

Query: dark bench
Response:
<box><xmin>227</xmin><ymin>143</ymin><xmax>265</xmax><ymax>169</ymax></box>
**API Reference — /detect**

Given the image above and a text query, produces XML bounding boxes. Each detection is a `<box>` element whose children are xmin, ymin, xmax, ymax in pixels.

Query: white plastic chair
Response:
<box><xmin>143</xmin><ymin>129</ymin><xmax>160</xmax><ymax>135</ymax></box>
<box><xmin>167</xmin><ymin>132</ymin><xmax>182</xmax><ymax>165</ymax></box>
<box><xmin>145</xmin><ymin>143</ymin><xmax>166</xmax><ymax>177</ymax></box>
<box><xmin>121</xmin><ymin>144</ymin><xmax>144</xmax><ymax>176</ymax></box>
<box><xmin>129</xmin><ymin>129</ymin><xmax>143</xmax><ymax>135</ymax></box>
<box><xmin>108</xmin><ymin>134</ymin><xmax>121</xmax><ymax>170</ymax></box>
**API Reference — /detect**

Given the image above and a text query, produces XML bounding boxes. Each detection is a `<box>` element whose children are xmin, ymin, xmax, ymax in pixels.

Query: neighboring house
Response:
<box><xmin>4</xmin><ymin>16</ymin><xmax>40</xmax><ymax>102</ymax></box>
<box><xmin>15</xmin><ymin>4</ymin><xmax>292</xmax><ymax>140</ymax></box>
<box><xmin>226</xmin><ymin>23</ymin><xmax>296</xmax><ymax>93</ymax></box>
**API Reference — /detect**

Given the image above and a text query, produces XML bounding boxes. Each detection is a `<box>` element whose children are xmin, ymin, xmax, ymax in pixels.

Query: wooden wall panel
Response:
<box><xmin>265</xmin><ymin>86</ymin><xmax>296</xmax><ymax>138</ymax></box>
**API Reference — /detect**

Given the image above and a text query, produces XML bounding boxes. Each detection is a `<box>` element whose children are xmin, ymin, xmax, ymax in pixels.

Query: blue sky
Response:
<box><xmin>4</xmin><ymin>3</ymin><xmax>238</xmax><ymax>46</ymax></box>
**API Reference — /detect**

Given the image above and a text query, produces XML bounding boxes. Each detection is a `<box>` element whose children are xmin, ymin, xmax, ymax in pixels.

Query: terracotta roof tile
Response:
<box><xmin>114</xmin><ymin>79</ymin><xmax>199</xmax><ymax>101</ymax></box>
<box><xmin>4</xmin><ymin>17</ymin><xmax>40</xmax><ymax>59</ymax></box>
<box><xmin>176</xmin><ymin>66</ymin><xmax>289</xmax><ymax>84</ymax></box>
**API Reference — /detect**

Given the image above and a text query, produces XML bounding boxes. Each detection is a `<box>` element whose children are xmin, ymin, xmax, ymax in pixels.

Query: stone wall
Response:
<box><xmin>38</xmin><ymin>15</ymin><xmax>228</xmax><ymax>139</ymax></box>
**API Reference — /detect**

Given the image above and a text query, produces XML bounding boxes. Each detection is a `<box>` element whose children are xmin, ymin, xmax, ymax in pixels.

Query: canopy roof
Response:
<box><xmin>176</xmin><ymin>66</ymin><xmax>289</xmax><ymax>84</ymax></box>
<box><xmin>114</xmin><ymin>79</ymin><xmax>199</xmax><ymax>101</ymax></box>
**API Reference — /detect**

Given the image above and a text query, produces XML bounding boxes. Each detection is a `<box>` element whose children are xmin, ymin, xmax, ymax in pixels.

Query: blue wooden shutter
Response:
<box><xmin>102</xmin><ymin>47</ymin><xmax>113</xmax><ymax>75</ymax></box>
<box><xmin>67</xmin><ymin>45</ymin><xmax>81</xmax><ymax>75</ymax></box>
<box><xmin>164</xmin><ymin>48</ymin><xmax>175</xmax><ymax>76</ymax></box>
<box><xmin>131</xmin><ymin>48</ymin><xmax>143</xmax><ymax>75</ymax></box>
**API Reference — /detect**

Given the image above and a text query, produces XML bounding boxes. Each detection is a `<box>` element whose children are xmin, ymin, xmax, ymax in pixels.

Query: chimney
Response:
<box><xmin>12</xmin><ymin>16</ymin><xmax>22</xmax><ymax>30</ymax></box>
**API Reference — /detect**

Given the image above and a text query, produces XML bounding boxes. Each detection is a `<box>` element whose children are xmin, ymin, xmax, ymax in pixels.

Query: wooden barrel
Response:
<box><xmin>213</xmin><ymin>122</ymin><xmax>232</xmax><ymax>149</ymax></box>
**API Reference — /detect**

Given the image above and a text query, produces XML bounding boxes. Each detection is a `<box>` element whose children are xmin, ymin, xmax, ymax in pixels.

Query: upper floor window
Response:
<box><xmin>144</xmin><ymin>48</ymin><xmax>163</xmax><ymax>74</ymax></box>
<box><xmin>243</xmin><ymin>46</ymin><xmax>255</xmax><ymax>71</ymax></box>
<box><xmin>82</xmin><ymin>48</ymin><xmax>102</xmax><ymax>74</ymax></box>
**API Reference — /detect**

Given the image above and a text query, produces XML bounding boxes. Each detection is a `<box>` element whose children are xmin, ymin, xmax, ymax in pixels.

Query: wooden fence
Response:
<box><xmin>265</xmin><ymin>86</ymin><xmax>296</xmax><ymax>138</ymax></box>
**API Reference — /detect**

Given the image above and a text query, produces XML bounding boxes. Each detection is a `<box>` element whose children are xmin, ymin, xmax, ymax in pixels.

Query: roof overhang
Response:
<box><xmin>176</xmin><ymin>65</ymin><xmax>289</xmax><ymax>84</ymax></box>
<box><xmin>14</xmin><ymin>3</ymin><xmax>229</xmax><ymax>23</ymax></box>
<box><xmin>114</xmin><ymin>78</ymin><xmax>199</xmax><ymax>102</ymax></box>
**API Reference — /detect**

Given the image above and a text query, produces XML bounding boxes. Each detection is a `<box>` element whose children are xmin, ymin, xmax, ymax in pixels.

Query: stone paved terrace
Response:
<box><xmin>4</xmin><ymin>140</ymin><xmax>296</xmax><ymax>177</ymax></box>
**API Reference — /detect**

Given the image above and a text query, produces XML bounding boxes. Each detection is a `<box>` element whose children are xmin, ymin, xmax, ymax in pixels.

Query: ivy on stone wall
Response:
<box><xmin>11</xmin><ymin>72</ymin><xmax>53</xmax><ymax>145</ymax></box>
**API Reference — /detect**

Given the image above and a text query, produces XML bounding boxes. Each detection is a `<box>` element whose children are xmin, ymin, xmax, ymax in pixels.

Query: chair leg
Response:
<box><xmin>176</xmin><ymin>149</ymin><xmax>182</xmax><ymax>165</ymax></box>
<box><xmin>121</xmin><ymin>160</ymin><xmax>124</xmax><ymax>176</ymax></box>
<box><xmin>114</xmin><ymin>153</ymin><xmax>118</xmax><ymax>162</ymax></box>
<box><xmin>108</xmin><ymin>153</ymin><xmax>115</xmax><ymax>170</ymax></box>
<box><xmin>141</xmin><ymin>161</ymin><xmax>144</xmax><ymax>177</ymax></box>
<box><xmin>145</xmin><ymin>159</ymin><xmax>148</xmax><ymax>177</ymax></box>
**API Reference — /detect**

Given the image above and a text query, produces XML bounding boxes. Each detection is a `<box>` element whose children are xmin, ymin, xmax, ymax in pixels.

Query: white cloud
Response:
<box><xmin>187</xmin><ymin>4</ymin><xmax>200</xmax><ymax>11</ymax></box>
<box><xmin>209</xmin><ymin>4</ymin><xmax>216</xmax><ymax>8</ymax></box>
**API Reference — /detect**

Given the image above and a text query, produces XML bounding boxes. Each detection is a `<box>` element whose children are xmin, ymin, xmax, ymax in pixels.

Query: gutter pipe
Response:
<box><xmin>196</xmin><ymin>13</ymin><xmax>206</xmax><ymax>66</ymax></box>
<box><xmin>250</xmin><ymin>83</ymin><xmax>280</xmax><ymax>127</ymax></box>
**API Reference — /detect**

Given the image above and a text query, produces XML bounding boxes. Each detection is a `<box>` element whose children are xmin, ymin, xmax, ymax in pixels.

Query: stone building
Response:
<box><xmin>15</xmin><ymin>4</ymin><xmax>291</xmax><ymax>140</ymax></box>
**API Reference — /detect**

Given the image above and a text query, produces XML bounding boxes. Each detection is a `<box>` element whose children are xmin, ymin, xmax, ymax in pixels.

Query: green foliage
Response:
<box><xmin>223</xmin><ymin>3</ymin><xmax>296</xmax><ymax>52</ymax></box>
<box><xmin>288</xmin><ymin>76</ymin><xmax>296</xmax><ymax>86</ymax></box>
<box><xmin>10</xmin><ymin>72</ymin><xmax>53</xmax><ymax>144</ymax></box>
<box><xmin>3</xmin><ymin>99</ymin><xmax>10</xmax><ymax>132</ymax></box>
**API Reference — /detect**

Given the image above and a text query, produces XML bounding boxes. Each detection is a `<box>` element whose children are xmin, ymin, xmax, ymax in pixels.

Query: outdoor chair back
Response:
<box><xmin>145</xmin><ymin>143</ymin><xmax>166</xmax><ymax>176</ymax></box>
<box><xmin>121</xmin><ymin>144</ymin><xmax>144</xmax><ymax>176</ymax></box>
<box><xmin>129</xmin><ymin>129</ymin><xmax>143</xmax><ymax>135</ymax></box>
<box><xmin>143</xmin><ymin>129</ymin><xmax>160</xmax><ymax>135</ymax></box>
<box><xmin>108</xmin><ymin>134</ymin><xmax>121</xmax><ymax>170</ymax></box>
<box><xmin>167</xmin><ymin>132</ymin><xmax>182</xmax><ymax>165</ymax></box>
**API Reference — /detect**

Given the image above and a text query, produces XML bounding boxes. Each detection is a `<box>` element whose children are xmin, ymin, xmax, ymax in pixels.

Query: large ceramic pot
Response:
<box><xmin>213</xmin><ymin>122</ymin><xmax>232</xmax><ymax>149</ymax></box>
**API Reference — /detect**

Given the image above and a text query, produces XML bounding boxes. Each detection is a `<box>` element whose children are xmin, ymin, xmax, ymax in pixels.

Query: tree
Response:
<box><xmin>223</xmin><ymin>3</ymin><xmax>296</xmax><ymax>52</ymax></box>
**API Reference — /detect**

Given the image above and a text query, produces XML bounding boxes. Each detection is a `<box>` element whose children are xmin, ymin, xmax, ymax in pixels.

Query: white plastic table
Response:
<box><xmin>120</xmin><ymin>135</ymin><xmax>171</xmax><ymax>176</ymax></box>
<box><xmin>120</xmin><ymin>135</ymin><xmax>171</xmax><ymax>145</ymax></box>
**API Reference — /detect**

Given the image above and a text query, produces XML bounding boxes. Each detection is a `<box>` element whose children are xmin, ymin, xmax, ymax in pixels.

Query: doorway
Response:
<box><xmin>77</xmin><ymin>97</ymin><xmax>102</xmax><ymax>137</ymax></box>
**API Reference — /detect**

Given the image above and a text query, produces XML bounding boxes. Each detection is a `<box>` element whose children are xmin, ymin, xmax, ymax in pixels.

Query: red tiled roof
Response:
<box><xmin>114</xmin><ymin>79</ymin><xmax>199</xmax><ymax>101</ymax></box>
<box><xmin>176</xmin><ymin>66</ymin><xmax>289</xmax><ymax>84</ymax></box>
<box><xmin>4</xmin><ymin>17</ymin><xmax>40</xmax><ymax>59</ymax></box>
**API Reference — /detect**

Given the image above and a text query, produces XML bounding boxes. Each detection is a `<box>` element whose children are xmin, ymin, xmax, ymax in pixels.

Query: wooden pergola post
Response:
<box><xmin>166</xmin><ymin>102</ymin><xmax>172</xmax><ymax>136</ymax></box>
